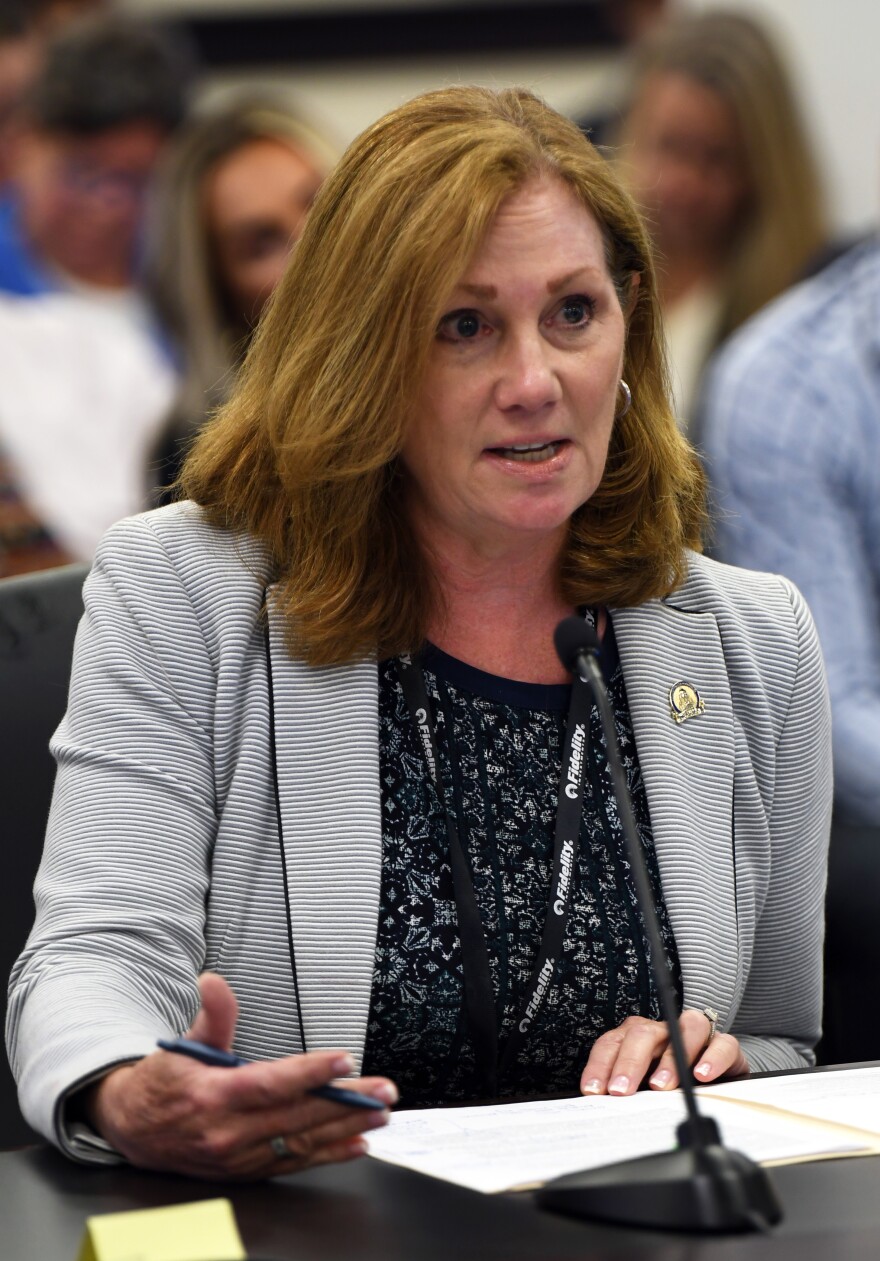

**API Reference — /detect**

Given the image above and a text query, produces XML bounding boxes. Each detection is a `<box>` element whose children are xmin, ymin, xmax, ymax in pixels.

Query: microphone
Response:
<box><xmin>553</xmin><ymin>616</ymin><xmax>601</xmax><ymax>683</ymax></box>
<box><xmin>537</xmin><ymin>616</ymin><xmax>782</xmax><ymax>1233</ymax></box>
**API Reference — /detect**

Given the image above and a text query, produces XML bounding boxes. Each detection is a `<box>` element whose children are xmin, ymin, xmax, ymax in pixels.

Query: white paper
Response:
<box><xmin>704</xmin><ymin>1066</ymin><xmax>880</xmax><ymax>1136</ymax></box>
<box><xmin>367</xmin><ymin>1090</ymin><xmax>869</xmax><ymax>1193</ymax></box>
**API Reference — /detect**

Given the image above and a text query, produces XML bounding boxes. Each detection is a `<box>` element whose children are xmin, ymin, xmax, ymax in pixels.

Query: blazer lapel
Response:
<box><xmin>266</xmin><ymin>594</ymin><xmax>383</xmax><ymax>1067</ymax></box>
<box><xmin>611</xmin><ymin>595</ymin><xmax>740</xmax><ymax>1026</ymax></box>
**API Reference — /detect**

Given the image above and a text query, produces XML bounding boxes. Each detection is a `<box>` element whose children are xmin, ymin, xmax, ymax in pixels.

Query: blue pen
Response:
<box><xmin>157</xmin><ymin>1037</ymin><xmax>387</xmax><ymax>1111</ymax></box>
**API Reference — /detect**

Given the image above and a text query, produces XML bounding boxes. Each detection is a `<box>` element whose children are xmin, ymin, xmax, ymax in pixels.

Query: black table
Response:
<box><xmin>3</xmin><ymin>1139</ymin><xmax>880</xmax><ymax>1261</ymax></box>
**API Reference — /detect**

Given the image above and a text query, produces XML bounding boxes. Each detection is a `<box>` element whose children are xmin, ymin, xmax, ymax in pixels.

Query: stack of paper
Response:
<box><xmin>368</xmin><ymin>1068</ymin><xmax>880</xmax><ymax>1193</ymax></box>
<box><xmin>704</xmin><ymin>1065</ymin><xmax>880</xmax><ymax>1144</ymax></box>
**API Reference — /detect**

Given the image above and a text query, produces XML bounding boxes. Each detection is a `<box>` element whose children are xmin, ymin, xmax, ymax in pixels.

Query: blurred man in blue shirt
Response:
<box><xmin>702</xmin><ymin>239</ymin><xmax>880</xmax><ymax>827</ymax></box>
<box><xmin>0</xmin><ymin>12</ymin><xmax>190</xmax><ymax>302</ymax></box>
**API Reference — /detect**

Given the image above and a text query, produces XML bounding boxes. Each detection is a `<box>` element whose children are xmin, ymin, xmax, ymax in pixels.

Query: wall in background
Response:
<box><xmin>199</xmin><ymin>51</ymin><xmax>614</xmax><ymax>157</ymax></box>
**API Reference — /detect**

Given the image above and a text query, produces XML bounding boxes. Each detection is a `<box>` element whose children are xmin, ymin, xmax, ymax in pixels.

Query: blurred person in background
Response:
<box><xmin>613</xmin><ymin>10</ymin><xmax>827</xmax><ymax>428</ymax></box>
<box><xmin>576</xmin><ymin>0</ymin><xmax>672</xmax><ymax>149</ymax></box>
<box><xmin>702</xmin><ymin>225</ymin><xmax>880</xmax><ymax>1066</ymax></box>
<box><xmin>0</xmin><ymin>441</ymin><xmax>70</xmax><ymax>576</ymax></box>
<box><xmin>0</xmin><ymin>5</ymin><xmax>41</xmax><ymax>189</ymax></box>
<box><xmin>0</xmin><ymin>293</ymin><xmax>176</xmax><ymax>568</ymax></box>
<box><xmin>34</xmin><ymin>1</ymin><xmax>109</xmax><ymax>27</ymax></box>
<box><xmin>147</xmin><ymin>96</ymin><xmax>336</xmax><ymax>495</ymax></box>
<box><xmin>0</xmin><ymin>11</ymin><xmax>192</xmax><ymax>327</ymax></box>
<box><xmin>702</xmin><ymin>236</ymin><xmax>880</xmax><ymax>831</ymax></box>
<box><xmin>0</xmin><ymin>11</ymin><xmax>191</xmax><ymax>572</ymax></box>
<box><xmin>0</xmin><ymin>3</ymin><xmax>108</xmax><ymax>187</ymax></box>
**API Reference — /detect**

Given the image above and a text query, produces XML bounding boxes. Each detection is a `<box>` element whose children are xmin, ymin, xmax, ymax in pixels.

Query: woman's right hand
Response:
<box><xmin>82</xmin><ymin>972</ymin><xmax>397</xmax><ymax>1180</ymax></box>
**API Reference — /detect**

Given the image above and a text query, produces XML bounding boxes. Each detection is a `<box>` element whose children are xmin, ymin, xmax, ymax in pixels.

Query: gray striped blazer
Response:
<box><xmin>6</xmin><ymin>501</ymin><xmax>832</xmax><ymax>1156</ymax></box>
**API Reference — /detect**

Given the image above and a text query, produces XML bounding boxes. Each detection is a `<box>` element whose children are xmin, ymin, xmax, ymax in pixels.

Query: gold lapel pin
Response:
<box><xmin>668</xmin><ymin>681</ymin><xmax>705</xmax><ymax>725</ymax></box>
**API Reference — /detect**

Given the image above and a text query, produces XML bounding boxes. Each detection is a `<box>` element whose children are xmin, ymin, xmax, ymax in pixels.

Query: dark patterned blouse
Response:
<box><xmin>361</xmin><ymin>620</ymin><xmax>682</xmax><ymax>1106</ymax></box>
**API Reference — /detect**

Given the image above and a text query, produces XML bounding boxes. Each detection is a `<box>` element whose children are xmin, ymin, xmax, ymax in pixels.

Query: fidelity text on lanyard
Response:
<box><xmin>395</xmin><ymin>651</ymin><xmax>594</xmax><ymax>1097</ymax></box>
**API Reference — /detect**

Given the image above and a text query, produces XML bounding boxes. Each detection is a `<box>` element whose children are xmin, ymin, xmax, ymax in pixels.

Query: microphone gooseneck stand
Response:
<box><xmin>536</xmin><ymin>616</ymin><xmax>782</xmax><ymax>1233</ymax></box>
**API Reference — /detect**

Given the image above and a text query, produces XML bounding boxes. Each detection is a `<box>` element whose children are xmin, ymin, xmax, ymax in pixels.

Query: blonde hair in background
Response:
<box><xmin>183</xmin><ymin>85</ymin><xmax>707</xmax><ymax>667</ymax></box>
<box><xmin>146</xmin><ymin>95</ymin><xmax>337</xmax><ymax>439</ymax></box>
<box><xmin>617</xmin><ymin>9</ymin><xmax>827</xmax><ymax>341</ymax></box>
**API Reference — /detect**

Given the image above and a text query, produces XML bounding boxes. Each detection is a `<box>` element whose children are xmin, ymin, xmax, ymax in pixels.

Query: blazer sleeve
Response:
<box><xmin>5</xmin><ymin>515</ymin><xmax>220</xmax><ymax>1157</ymax></box>
<box><xmin>730</xmin><ymin>578</ymin><xmax>832</xmax><ymax>1071</ymax></box>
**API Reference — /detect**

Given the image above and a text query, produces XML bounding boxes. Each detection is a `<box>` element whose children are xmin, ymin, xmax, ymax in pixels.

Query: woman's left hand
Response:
<box><xmin>579</xmin><ymin>1010</ymin><xmax>749</xmax><ymax>1096</ymax></box>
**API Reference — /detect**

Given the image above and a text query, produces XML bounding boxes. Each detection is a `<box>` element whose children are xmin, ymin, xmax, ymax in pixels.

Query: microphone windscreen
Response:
<box><xmin>554</xmin><ymin>615</ymin><xmax>600</xmax><ymax>673</ymax></box>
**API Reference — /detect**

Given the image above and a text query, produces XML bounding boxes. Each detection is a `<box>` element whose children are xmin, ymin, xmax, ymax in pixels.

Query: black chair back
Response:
<box><xmin>0</xmin><ymin>563</ymin><xmax>88</xmax><ymax>1147</ymax></box>
<box><xmin>819</xmin><ymin>817</ymin><xmax>880</xmax><ymax>1065</ymax></box>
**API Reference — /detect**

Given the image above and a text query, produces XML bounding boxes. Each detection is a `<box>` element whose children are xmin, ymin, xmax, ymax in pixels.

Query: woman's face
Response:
<box><xmin>204</xmin><ymin>135</ymin><xmax>324</xmax><ymax>327</ymax></box>
<box><xmin>402</xmin><ymin>176</ymin><xmax>628</xmax><ymax>556</ymax></box>
<box><xmin>623</xmin><ymin>70</ymin><xmax>750</xmax><ymax>259</ymax></box>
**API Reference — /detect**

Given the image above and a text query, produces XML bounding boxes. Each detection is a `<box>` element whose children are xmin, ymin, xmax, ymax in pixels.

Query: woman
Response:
<box><xmin>614</xmin><ymin>11</ymin><xmax>827</xmax><ymax>425</ymax></box>
<box><xmin>146</xmin><ymin>96</ymin><xmax>335</xmax><ymax>493</ymax></box>
<box><xmin>7</xmin><ymin>86</ymin><xmax>831</xmax><ymax>1181</ymax></box>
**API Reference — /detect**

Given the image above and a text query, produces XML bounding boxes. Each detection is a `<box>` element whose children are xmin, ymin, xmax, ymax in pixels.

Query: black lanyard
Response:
<box><xmin>396</xmin><ymin>645</ymin><xmax>593</xmax><ymax>1096</ymax></box>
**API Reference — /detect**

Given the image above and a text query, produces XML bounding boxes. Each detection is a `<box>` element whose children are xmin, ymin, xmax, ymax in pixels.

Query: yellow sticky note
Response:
<box><xmin>75</xmin><ymin>1197</ymin><xmax>246</xmax><ymax>1261</ymax></box>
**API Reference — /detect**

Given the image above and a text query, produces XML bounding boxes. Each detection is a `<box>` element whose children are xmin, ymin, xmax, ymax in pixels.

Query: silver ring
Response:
<box><xmin>702</xmin><ymin>1006</ymin><xmax>719</xmax><ymax>1042</ymax></box>
<box><xmin>269</xmin><ymin>1134</ymin><xmax>291</xmax><ymax>1159</ymax></box>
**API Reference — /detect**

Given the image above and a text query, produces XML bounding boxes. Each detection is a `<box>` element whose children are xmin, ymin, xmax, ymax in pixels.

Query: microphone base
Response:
<box><xmin>536</xmin><ymin>1144</ymin><xmax>783</xmax><ymax>1234</ymax></box>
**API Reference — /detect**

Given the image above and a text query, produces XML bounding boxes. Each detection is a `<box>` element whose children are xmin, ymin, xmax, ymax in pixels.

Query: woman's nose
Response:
<box><xmin>493</xmin><ymin>332</ymin><xmax>562</xmax><ymax>413</ymax></box>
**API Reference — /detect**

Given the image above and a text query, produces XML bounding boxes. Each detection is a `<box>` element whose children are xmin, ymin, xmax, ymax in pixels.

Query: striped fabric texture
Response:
<box><xmin>701</xmin><ymin>237</ymin><xmax>880</xmax><ymax>825</ymax></box>
<box><xmin>5</xmin><ymin>501</ymin><xmax>832</xmax><ymax>1159</ymax></box>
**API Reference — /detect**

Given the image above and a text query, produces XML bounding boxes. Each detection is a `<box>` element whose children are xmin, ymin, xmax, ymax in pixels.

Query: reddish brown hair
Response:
<box><xmin>183</xmin><ymin>86</ymin><xmax>706</xmax><ymax>665</ymax></box>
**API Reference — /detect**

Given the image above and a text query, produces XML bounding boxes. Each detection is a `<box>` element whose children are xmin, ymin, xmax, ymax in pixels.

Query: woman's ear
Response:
<box><xmin>625</xmin><ymin>271</ymin><xmax>641</xmax><ymax>319</ymax></box>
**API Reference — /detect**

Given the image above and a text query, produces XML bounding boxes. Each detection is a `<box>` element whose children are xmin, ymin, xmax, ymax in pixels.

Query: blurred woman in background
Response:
<box><xmin>614</xmin><ymin>10</ymin><xmax>827</xmax><ymax>427</ymax></box>
<box><xmin>147</xmin><ymin>96</ymin><xmax>336</xmax><ymax>492</ymax></box>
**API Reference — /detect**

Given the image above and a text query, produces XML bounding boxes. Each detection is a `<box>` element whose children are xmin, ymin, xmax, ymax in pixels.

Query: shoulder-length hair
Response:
<box><xmin>146</xmin><ymin>94</ymin><xmax>337</xmax><ymax>439</ymax></box>
<box><xmin>183</xmin><ymin>85</ymin><xmax>707</xmax><ymax>666</ymax></box>
<box><xmin>617</xmin><ymin>10</ymin><xmax>827</xmax><ymax>341</ymax></box>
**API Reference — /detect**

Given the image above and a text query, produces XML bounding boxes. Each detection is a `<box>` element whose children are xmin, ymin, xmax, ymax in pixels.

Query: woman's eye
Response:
<box><xmin>438</xmin><ymin>310</ymin><xmax>485</xmax><ymax>342</ymax></box>
<box><xmin>557</xmin><ymin>295</ymin><xmax>595</xmax><ymax>327</ymax></box>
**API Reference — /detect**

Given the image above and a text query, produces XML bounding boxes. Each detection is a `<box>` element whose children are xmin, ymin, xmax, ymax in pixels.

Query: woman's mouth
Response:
<box><xmin>489</xmin><ymin>440</ymin><xmax>566</xmax><ymax>463</ymax></box>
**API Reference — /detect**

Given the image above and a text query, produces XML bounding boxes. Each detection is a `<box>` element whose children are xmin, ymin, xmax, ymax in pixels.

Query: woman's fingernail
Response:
<box><xmin>608</xmin><ymin>1075</ymin><xmax>630</xmax><ymax>1095</ymax></box>
<box><xmin>694</xmin><ymin>1061</ymin><xmax>712</xmax><ymax>1078</ymax></box>
<box><xmin>581</xmin><ymin>1079</ymin><xmax>603</xmax><ymax>1095</ymax></box>
<box><xmin>649</xmin><ymin>1069</ymin><xmax>672</xmax><ymax>1089</ymax></box>
<box><xmin>331</xmin><ymin>1053</ymin><xmax>355</xmax><ymax>1075</ymax></box>
<box><xmin>366</xmin><ymin>1110</ymin><xmax>389</xmax><ymax>1130</ymax></box>
<box><xmin>371</xmin><ymin>1082</ymin><xmax>399</xmax><ymax>1106</ymax></box>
